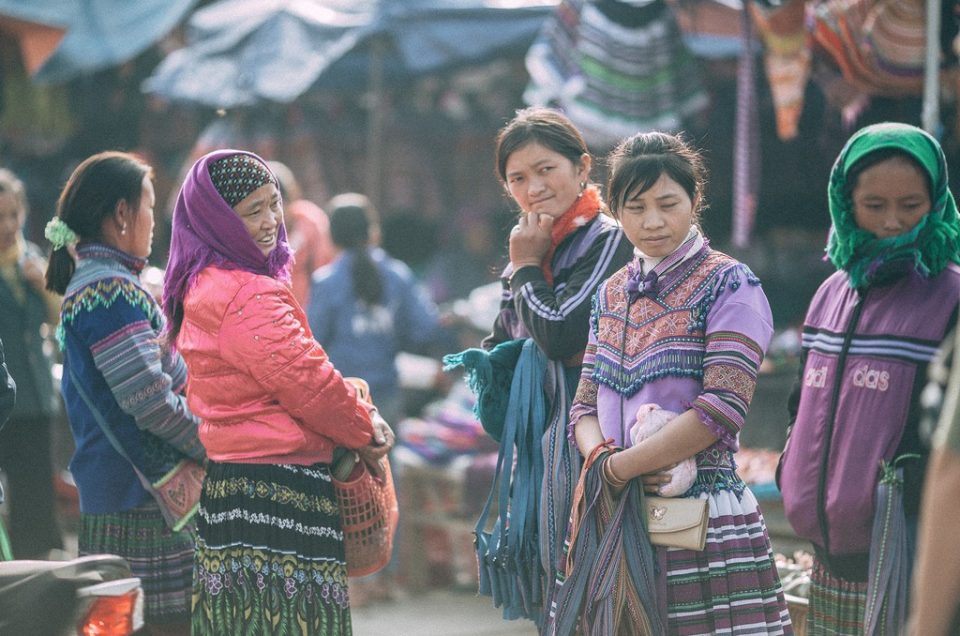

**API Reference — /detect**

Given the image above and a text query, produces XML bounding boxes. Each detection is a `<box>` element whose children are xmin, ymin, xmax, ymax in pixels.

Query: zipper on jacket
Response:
<box><xmin>817</xmin><ymin>289</ymin><xmax>867</xmax><ymax>557</ymax></box>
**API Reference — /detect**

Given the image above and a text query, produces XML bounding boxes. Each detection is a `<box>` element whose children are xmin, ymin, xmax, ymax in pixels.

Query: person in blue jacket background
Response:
<box><xmin>307</xmin><ymin>192</ymin><xmax>447</xmax><ymax>426</ymax></box>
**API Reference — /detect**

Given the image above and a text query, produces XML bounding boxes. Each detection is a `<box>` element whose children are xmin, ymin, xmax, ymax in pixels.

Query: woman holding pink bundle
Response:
<box><xmin>564</xmin><ymin>131</ymin><xmax>792</xmax><ymax>634</ymax></box>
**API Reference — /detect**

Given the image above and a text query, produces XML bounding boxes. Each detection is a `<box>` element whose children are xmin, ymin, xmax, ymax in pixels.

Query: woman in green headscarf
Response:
<box><xmin>778</xmin><ymin>122</ymin><xmax>960</xmax><ymax>635</ymax></box>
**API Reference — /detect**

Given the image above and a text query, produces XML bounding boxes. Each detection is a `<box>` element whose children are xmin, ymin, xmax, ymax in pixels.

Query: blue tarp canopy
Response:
<box><xmin>143</xmin><ymin>0</ymin><xmax>557</xmax><ymax>108</ymax></box>
<box><xmin>0</xmin><ymin>0</ymin><xmax>198</xmax><ymax>83</ymax></box>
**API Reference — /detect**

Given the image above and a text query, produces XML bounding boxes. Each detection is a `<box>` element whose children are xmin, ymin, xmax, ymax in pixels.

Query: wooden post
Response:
<box><xmin>922</xmin><ymin>0</ymin><xmax>942</xmax><ymax>134</ymax></box>
<box><xmin>364</xmin><ymin>35</ymin><xmax>386</xmax><ymax>210</ymax></box>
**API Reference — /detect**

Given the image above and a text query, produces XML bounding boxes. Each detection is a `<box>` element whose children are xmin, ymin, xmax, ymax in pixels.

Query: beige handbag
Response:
<box><xmin>645</xmin><ymin>495</ymin><xmax>709</xmax><ymax>551</ymax></box>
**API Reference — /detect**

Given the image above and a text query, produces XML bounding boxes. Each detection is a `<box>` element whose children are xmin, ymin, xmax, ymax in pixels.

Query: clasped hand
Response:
<box><xmin>603</xmin><ymin>449</ymin><xmax>678</xmax><ymax>495</ymax></box>
<box><xmin>357</xmin><ymin>412</ymin><xmax>395</xmax><ymax>479</ymax></box>
<box><xmin>509</xmin><ymin>212</ymin><xmax>553</xmax><ymax>269</ymax></box>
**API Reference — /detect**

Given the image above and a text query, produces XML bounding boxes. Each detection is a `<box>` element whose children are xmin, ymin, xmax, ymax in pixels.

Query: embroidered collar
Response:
<box><xmin>625</xmin><ymin>228</ymin><xmax>706</xmax><ymax>300</ymax></box>
<box><xmin>76</xmin><ymin>242</ymin><xmax>146</xmax><ymax>275</ymax></box>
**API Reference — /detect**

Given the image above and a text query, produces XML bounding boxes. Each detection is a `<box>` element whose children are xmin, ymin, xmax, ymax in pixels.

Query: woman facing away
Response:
<box><xmin>162</xmin><ymin>150</ymin><xmax>393</xmax><ymax>636</ymax></box>
<box><xmin>778</xmin><ymin>122</ymin><xmax>960</xmax><ymax>635</ymax></box>
<box><xmin>568</xmin><ymin>131</ymin><xmax>793</xmax><ymax>634</ymax></box>
<box><xmin>267</xmin><ymin>160</ymin><xmax>334</xmax><ymax>308</ymax></box>
<box><xmin>472</xmin><ymin>106</ymin><xmax>633</xmax><ymax>622</ymax></box>
<box><xmin>307</xmin><ymin>192</ymin><xmax>446</xmax><ymax>426</ymax></box>
<box><xmin>44</xmin><ymin>151</ymin><xmax>206</xmax><ymax>636</ymax></box>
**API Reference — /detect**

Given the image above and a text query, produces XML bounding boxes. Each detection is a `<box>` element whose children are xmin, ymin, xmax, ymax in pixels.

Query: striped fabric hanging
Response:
<box><xmin>548</xmin><ymin>445</ymin><xmax>662</xmax><ymax>635</ymax></box>
<box><xmin>732</xmin><ymin>6</ymin><xmax>760</xmax><ymax>249</ymax></box>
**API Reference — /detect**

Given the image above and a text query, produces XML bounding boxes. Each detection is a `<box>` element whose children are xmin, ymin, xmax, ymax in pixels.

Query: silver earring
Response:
<box><xmin>580</xmin><ymin>181</ymin><xmax>587</xmax><ymax>190</ymax></box>
<box><xmin>121</xmin><ymin>224</ymin><xmax>127</xmax><ymax>235</ymax></box>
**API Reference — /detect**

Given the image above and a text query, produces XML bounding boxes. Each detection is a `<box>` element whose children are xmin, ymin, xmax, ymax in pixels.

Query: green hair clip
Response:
<box><xmin>45</xmin><ymin>217</ymin><xmax>78</xmax><ymax>250</ymax></box>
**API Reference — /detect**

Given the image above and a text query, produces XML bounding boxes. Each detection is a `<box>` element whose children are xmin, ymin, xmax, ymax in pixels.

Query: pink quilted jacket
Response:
<box><xmin>177</xmin><ymin>267</ymin><xmax>374</xmax><ymax>464</ymax></box>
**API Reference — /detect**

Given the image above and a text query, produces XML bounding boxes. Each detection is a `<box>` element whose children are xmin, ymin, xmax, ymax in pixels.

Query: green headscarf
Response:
<box><xmin>826</xmin><ymin>122</ymin><xmax>960</xmax><ymax>289</ymax></box>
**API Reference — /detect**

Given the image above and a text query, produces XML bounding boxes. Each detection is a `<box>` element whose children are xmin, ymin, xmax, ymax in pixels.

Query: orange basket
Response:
<box><xmin>333</xmin><ymin>457</ymin><xmax>399</xmax><ymax>577</ymax></box>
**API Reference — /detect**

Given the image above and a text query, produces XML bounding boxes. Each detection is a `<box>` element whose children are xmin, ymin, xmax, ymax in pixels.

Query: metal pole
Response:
<box><xmin>364</xmin><ymin>36</ymin><xmax>386</xmax><ymax>210</ymax></box>
<box><xmin>922</xmin><ymin>0</ymin><xmax>942</xmax><ymax>134</ymax></box>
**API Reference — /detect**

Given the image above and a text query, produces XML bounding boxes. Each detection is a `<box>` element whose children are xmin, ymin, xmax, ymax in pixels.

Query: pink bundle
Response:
<box><xmin>629</xmin><ymin>404</ymin><xmax>698</xmax><ymax>497</ymax></box>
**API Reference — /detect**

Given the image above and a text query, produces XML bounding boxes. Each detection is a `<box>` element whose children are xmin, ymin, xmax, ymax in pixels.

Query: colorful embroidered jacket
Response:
<box><xmin>483</xmin><ymin>214</ymin><xmax>632</xmax><ymax>365</ymax></box>
<box><xmin>570</xmin><ymin>246</ymin><xmax>773</xmax><ymax>491</ymax></box>
<box><xmin>58</xmin><ymin>244</ymin><xmax>205</xmax><ymax>514</ymax></box>
<box><xmin>780</xmin><ymin>265</ymin><xmax>960</xmax><ymax>558</ymax></box>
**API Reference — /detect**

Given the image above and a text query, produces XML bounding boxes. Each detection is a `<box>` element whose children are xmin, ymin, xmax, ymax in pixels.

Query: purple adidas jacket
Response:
<box><xmin>780</xmin><ymin>265</ymin><xmax>960</xmax><ymax>555</ymax></box>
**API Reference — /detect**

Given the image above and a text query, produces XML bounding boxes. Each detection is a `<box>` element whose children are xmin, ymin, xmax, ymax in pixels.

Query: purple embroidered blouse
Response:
<box><xmin>570</xmin><ymin>244</ymin><xmax>773</xmax><ymax>454</ymax></box>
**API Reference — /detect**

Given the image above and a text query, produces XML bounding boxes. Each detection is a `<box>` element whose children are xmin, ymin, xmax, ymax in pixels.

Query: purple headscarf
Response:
<box><xmin>162</xmin><ymin>149</ymin><xmax>293</xmax><ymax>342</ymax></box>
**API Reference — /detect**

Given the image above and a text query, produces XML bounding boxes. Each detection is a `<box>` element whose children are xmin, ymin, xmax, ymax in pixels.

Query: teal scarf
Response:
<box><xmin>826</xmin><ymin>122</ymin><xmax>960</xmax><ymax>289</ymax></box>
<box><xmin>442</xmin><ymin>338</ymin><xmax>525</xmax><ymax>442</ymax></box>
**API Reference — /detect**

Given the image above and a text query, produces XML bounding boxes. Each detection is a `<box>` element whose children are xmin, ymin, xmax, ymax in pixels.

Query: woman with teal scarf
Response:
<box><xmin>778</xmin><ymin>122</ymin><xmax>960</xmax><ymax>634</ymax></box>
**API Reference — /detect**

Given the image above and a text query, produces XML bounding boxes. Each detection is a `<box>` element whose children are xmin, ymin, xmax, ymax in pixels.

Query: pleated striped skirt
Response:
<box><xmin>663</xmin><ymin>487</ymin><xmax>794</xmax><ymax>635</ymax></box>
<box><xmin>78</xmin><ymin>501</ymin><xmax>194</xmax><ymax>625</ymax></box>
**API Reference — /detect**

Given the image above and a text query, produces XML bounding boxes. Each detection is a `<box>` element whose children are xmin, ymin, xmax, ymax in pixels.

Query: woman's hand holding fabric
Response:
<box><xmin>603</xmin><ymin>450</ymin><xmax>680</xmax><ymax>495</ymax></box>
<box><xmin>641</xmin><ymin>463</ymin><xmax>679</xmax><ymax>494</ymax></box>
<box><xmin>509</xmin><ymin>212</ymin><xmax>553</xmax><ymax>270</ymax></box>
<box><xmin>612</xmin><ymin>409</ymin><xmax>717</xmax><ymax>481</ymax></box>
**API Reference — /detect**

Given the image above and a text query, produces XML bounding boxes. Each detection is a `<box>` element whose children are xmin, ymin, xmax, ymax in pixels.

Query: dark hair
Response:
<box><xmin>0</xmin><ymin>168</ymin><xmax>28</xmax><ymax>217</ymax></box>
<box><xmin>606</xmin><ymin>131</ymin><xmax>707</xmax><ymax>220</ymax></box>
<box><xmin>842</xmin><ymin>147</ymin><xmax>931</xmax><ymax>203</ymax></box>
<box><xmin>494</xmin><ymin>107</ymin><xmax>590</xmax><ymax>184</ymax></box>
<box><xmin>45</xmin><ymin>151</ymin><xmax>153</xmax><ymax>294</ymax></box>
<box><xmin>266</xmin><ymin>160</ymin><xmax>302</xmax><ymax>203</ymax></box>
<box><xmin>328</xmin><ymin>193</ymin><xmax>383</xmax><ymax>307</ymax></box>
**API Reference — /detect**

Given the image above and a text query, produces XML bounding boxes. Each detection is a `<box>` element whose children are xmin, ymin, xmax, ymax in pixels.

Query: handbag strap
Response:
<box><xmin>67</xmin><ymin>365</ymin><xmax>155</xmax><ymax>494</ymax></box>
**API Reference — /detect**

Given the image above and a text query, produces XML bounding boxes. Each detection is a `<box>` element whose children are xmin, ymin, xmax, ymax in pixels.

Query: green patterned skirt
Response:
<box><xmin>192</xmin><ymin>461</ymin><xmax>352</xmax><ymax>636</ymax></box>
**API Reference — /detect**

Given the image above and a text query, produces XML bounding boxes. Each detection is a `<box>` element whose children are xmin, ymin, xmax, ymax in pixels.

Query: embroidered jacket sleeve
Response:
<box><xmin>77</xmin><ymin>278</ymin><xmax>205</xmax><ymax>462</ymax></box>
<box><xmin>485</xmin><ymin>227</ymin><xmax>631</xmax><ymax>361</ymax></box>
<box><xmin>690</xmin><ymin>271</ymin><xmax>774</xmax><ymax>449</ymax></box>
<box><xmin>220</xmin><ymin>279</ymin><xmax>374</xmax><ymax>449</ymax></box>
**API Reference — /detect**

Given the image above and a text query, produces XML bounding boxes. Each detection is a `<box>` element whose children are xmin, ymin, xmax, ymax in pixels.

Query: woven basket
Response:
<box><xmin>333</xmin><ymin>457</ymin><xmax>399</xmax><ymax>577</ymax></box>
<box><xmin>784</xmin><ymin>593</ymin><xmax>809</xmax><ymax>636</ymax></box>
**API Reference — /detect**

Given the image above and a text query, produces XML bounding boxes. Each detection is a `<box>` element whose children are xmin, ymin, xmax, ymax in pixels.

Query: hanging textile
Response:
<box><xmin>472</xmin><ymin>339</ymin><xmax>550</xmax><ymax>624</ymax></box>
<box><xmin>524</xmin><ymin>0</ymin><xmax>709</xmax><ymax>149</ymax></box>
<box><xmin>863</xmin><ymin>455</ymin><xmax>920</xmax><ymax>635</ymax></box>
<box><xmin>812</xmin><ymin>0</ymin><xmax>926</xmax><ymax>97</ymax></box>
<box><xmin>748</xmin><ymin>0</ymin><xmax>811</xmax><ymax>141</ymax></box>
<box><xmin>547</xmin><ymin>444</ymin><xmax>662</xmax><ymax>635</ymax></box>
<box><xmin>732</xmin><ymin>6</ymin><xmax>760</xmax><ymax>249</ymax></box>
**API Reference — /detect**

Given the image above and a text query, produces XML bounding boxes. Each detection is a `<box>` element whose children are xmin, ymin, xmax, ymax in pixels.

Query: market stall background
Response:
<box><xmin>0</xmin><ymin>0</ymin><xmax>958</xmax><ymax>619</ymax></box>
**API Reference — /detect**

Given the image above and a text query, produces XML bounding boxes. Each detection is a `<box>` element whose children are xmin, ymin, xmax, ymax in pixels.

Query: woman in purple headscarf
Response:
<box><xmin>163</xmin><ymin>150</ymin><xmax>394</xmax><ymax>635</ymax></box>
